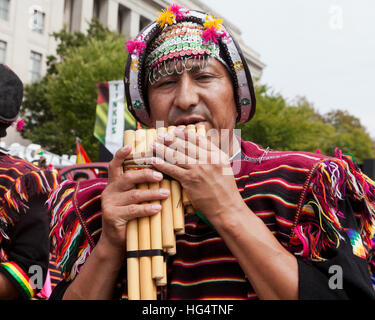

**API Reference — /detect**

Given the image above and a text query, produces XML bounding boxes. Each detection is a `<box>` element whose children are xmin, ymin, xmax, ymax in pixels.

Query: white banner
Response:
<box><xmin>105</xmin><ymin>81</ymin><xmax>125</xmax><ymax>155</ymax></box>
<box><xmin>0</xmin><ymin>142</ymin><xmax>76</xmax><ymax>165</ymax></box>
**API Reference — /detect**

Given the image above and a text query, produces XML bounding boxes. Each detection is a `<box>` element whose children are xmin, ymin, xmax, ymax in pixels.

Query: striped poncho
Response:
<box><xmin>48</xmin><ymin>139</ymin><xmax>375</xmax><ymax>299</ymax></box>
<box><xmin>0</xmin><ymin>151</ymin><xmax>60</xmax><ymax>298</ymax></box>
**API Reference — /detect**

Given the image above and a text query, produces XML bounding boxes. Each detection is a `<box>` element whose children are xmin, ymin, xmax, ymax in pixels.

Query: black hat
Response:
<box><xmin>0</xmin><ymin>64</ymin><xmax>24</xmax><ymax>137</ymax></box>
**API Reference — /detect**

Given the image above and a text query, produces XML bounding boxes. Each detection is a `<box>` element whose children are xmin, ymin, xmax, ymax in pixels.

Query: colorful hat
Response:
<box><xmin>124</xmin><ymin>5</ymin><xmax>256</xmax><ymax>127</ymax></box>
<box><xmin>0</xmin><ymin>64</ymin><xmax>23</xmax><ymax>137</ymax></box>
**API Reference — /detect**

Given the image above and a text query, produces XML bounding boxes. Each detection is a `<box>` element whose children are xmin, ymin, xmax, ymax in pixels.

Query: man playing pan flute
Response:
<box><xmin>49</xmin><ymin>6</ymin><xmax>375</xmax><ymax>300</ymax></box>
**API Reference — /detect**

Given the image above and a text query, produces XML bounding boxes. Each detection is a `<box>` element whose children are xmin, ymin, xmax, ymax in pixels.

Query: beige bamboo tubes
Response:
<box><xmin>156</xmin><ymin>249</ymin><xmax>168</xmax><ymax>286</ymax></box>
<box><xmin>181</xmin><ymin>125</ymin><xmax>198</xmax><ymax>215</ymax></box>
<box><xmin>167</xmin><ymin>126</ymin><xmax>185</xmax><ymax>235</ymax></box>
<box><xmin>124</xmin><ymin>130</ymin><xmax>140</xmax><ymax>300</ymax></box>
<box><xmin>157</xmin><ymin>127</ymin><xmax>175</xmax><ymax>250</ymax></box>
<box><xmin>136</xmin><ymin>129</ymin><xmax>155</xmax><ymax>300</ymax></box>
<box><xmin>147</xmin><ymin>129</ymin><xmax>164</xmax><ymax>281</ymax></box>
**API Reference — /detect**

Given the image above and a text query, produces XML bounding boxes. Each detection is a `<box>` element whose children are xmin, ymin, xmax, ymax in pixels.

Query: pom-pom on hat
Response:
<box><xmin>124</xmin><ymin>6</ymin><xmax>256</xmax><ymax>128</ymax></box>
<box><xmin>0</xmin><ymin>64</ymin><xmax>24</xmax><ymax>137</ymax></box>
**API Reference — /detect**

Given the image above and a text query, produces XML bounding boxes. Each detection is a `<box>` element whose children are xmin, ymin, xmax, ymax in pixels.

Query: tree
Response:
<box><xmin>237</xmin><ymin>84</ymin><xmax>335</xmax><ymax>154</ymax></box>
<box><xmin>21</xmin><ymin>20</ymin><xmax>127</xmax><ymax>160</ymax></box>
<box><xmin>322</xmin><ymin>110</ymin><xmax>375</xmax><ymax>162</ymax></box>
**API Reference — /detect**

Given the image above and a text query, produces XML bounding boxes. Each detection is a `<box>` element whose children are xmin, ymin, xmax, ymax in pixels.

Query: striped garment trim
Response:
<box><xmin>0</xmin><ymin>261</ymin><xmax>35</xmax><ymax>298</ymax></box>
<box><xmin>85</xmin><ymin>212</ymin><xmax>102</xmax><ymax>224</ymax></box>
<box><xmin>249</xmin><ymin>164</ymin><xmax>310</xmax><ymax>176</ymax></box>
<box><xmin>77</xmin><ymin>181</ymin><xmax>107</xmax><ymax>194</ymax></box>
<box><xmin>172</xmin><ymin>256</ymin><xmax>238</xmax><ymax>268</ymax></box>
<box><xmin>235</xmin><ymin>164</ymin><xmax>310</xmax><ymax>182</ymax></box>
<box><xmin>243</xmin><ymin>193</ymin><xmax>298</xmax><ymax>209</ymax></box>
<box><xmin>253</xmin><ymin>210</ymin><xmax>275</xmax><ymax>218</ymax></box>
<box><xmin>171</xmin><ymin>277</ymin><xmax>247</xmax><ymax>287</ymax></box>
<box><xmin>79</xmin><ymin>194</ymin><xmax>102</xmax><ymax>211</ymax></box>
<box><xmin>247</xmin><ymin>292</ymin><xmax>258</xmax><ymax>299</ymax></box>
<box><xmin>275</xmin><ymin>215</ymin><xmax>294</xmax><ymax>228</ymax></box>
<box><xmin>2</xmin><ymin>166</ymin><xmax>24</xmax><ymax>176</ymax></box>
<box><xmin>0</xmin><ymin>174</ymin><xmax>16</xmax><ymax>182</ymax></box>
<box><xmin>184</xmin><ymin>221</ymin><xmax>199</xmax><ymax>228</ymax></box>
<box><xmin>176</xmin><ymin>237</ymin><xmax>223</xmax><ymax>247</ymax></box>
<box><xmin>240</xmin><ymin>178</ymin><xmax>303</xmax><ymax>192</ymax></box>
<box><xmin>91</xmin><ymin>228</ymin><xmax>102</xmax><ymax>238</ymax></box>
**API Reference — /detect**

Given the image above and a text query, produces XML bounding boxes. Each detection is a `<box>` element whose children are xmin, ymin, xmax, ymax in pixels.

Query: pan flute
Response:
<box><xmin>123</xmin><ymin>124</ymin><xmax>206</xmax><ymax>300</ymax></box>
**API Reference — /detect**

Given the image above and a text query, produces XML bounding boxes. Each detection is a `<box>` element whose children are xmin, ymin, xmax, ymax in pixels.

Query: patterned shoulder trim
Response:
<box><xmin>290</xmin><ymin>155</ymin><xmax>375</xmax><ymax>262</ymax></box>
<box><xmin>48</xmin><ymin>179</ymin><xmax>107</xmax><ymax>281</ymax></box>
<box><xmin>0</xmin><ymin>169</ymin><xmax>60</xmax><ymax>241</ymax></box>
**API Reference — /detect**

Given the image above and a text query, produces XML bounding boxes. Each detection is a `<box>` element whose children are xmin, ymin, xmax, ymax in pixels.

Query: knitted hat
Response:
<box><xmin>0</xmin><ymin>64</ymin><xmax>24</xmax><ymax>137</ymax></box>
<box><xmin>124</xmin><ymin>6</ymin><xmax>256</xmax><ymax>127</ymax></box>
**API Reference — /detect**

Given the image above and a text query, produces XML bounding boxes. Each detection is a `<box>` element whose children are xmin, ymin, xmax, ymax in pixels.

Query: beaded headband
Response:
<box><xmin>124</xmin><ymin>5</ymin><xmax>256</xmax><ymax>127</ymax></box>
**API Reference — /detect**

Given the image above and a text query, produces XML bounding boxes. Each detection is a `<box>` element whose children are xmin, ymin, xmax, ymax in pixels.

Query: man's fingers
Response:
<box><xmin>108</xmin><ymin>186</ymin><xmax>171</xmax><ymax>206</ymax></box>
<box><xmin>151</xmin><ymin>156</ymin><xmax>186</xmax><ymax>182</ymax></box>
<box><xmin>108</xmin><ymin>145</ymin><xmax>132</xmax><ymax>182</ymax></box>
<box><xmin>111</xmin><ymin>168</ymin><xmax>164</xmax><ymax>191</ymax></box>
<box><xmin>114</xmin><ymin>203</ymin><xmax>163</xmax><ymax>222</ymax></box>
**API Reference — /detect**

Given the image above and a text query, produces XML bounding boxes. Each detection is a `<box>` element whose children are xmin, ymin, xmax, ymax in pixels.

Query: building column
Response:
<box><xmin>71</xmin><ymin>0</ymin><xmax>94</xmax><ymax>33</ymax></box>
<box><xmin>102</xmin><ymin>0</ymin><xmax>119</xmax><ymax>32</ymax></box>
<box><xmin>128</xmin><ymin>11</ymin><xmax>140</xmax><ymax>39</ymax></box>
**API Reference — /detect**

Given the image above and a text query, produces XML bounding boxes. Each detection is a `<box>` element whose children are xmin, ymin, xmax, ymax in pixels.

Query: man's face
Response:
<box><xmin>147</xmin><ymin>57</ymin><xmax>237</xmax><ymax>132</ymax></box>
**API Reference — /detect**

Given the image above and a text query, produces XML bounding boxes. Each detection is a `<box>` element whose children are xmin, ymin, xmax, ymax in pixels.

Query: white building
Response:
<box><xmin>0</xmin><ymin>0</ymin><xmax>266</xmax><ymax>145</ymax></box>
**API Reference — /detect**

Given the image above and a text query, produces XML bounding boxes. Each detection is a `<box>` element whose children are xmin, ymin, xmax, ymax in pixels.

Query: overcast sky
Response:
<box><xmin>202</xmin><ymin>0</ymin><xmax>375</xmax><ymax>138</ymax></box>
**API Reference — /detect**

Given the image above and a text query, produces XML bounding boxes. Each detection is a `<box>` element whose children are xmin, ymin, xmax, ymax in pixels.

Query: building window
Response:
<box><xmin>140</xmin><ymin>16</ymin><xmax>151</xmax><ymax>32</ymax></box>
<box><xmin>0</xmin><ymin>40</ymin><xmax>6</xmax><ymax>64</ymax></box>
<box><xmin>118</xmin><ymin>5</ymin><xmax>131</xmax><ymax>35</ymax></box>
<box><xmin>31</xmin><ymin>8</ymin><xmax>45</xmax><ymax>34</ymax></box>
<box><xmin>0</xmin><ymin>0</ymin><xmax>10</xmax><ymax>20</ymax></box>
<box><xmin>29</xmin><ymin>51</ymin><xmax>42</xmax><ymax>83</ymax></box>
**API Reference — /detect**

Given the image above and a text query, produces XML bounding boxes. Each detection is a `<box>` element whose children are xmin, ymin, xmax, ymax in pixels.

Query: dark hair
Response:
<box><xmin>0</xmin><ymin>124</ymin><xmax>7</xmax><ymax>138</ymax></box>
<box><xmin>0</xmin><ymin>65</ymin><xmax>24</xmax><ymax>137</ymax></box>
<box><xmin>73</xmin><ymin>171</ymin><xmax>89</xmax><ymax>181</ymax></box>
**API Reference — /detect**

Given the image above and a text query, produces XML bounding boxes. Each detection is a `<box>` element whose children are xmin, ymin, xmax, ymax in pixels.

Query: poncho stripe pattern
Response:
<box><xmin>48</xmin><ymin>140</ymin><xmax>375</xmax><ymax>299</ymax></box>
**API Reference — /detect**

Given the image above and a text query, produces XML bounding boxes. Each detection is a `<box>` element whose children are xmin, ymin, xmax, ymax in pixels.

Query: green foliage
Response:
<box><xmin>237</xmin><ymin>84</ymin><xmax>374</xmax><ymax>162</ymax></box>
<box><xmin>21</xmin><ymin>20</ymin><xmax>127</xmax><ymax>160</ymax></box>
<box><xmin>322</xmin><ymin>110</ymin><xmax>375</xmax><ymax>161</ymax></box>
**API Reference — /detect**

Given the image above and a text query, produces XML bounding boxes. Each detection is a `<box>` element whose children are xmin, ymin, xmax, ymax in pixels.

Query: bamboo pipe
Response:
<box><xmin>157</xmin><ymin>127</ymin><xmax>175</xmax><ymax>250</ymax></box>
<box><xmin>136</xmin><ymin>129</ymin><xmax>155</xmax><ymax>300</ymax></box>
<box><xmin>124</xmin><ymin>130</ymin><xmax>140</xmax><ymax>300</ymax></box>
<box><xmin>147</xmin><ymin>129</ymin><xmax>164</xmax><ymax>280</ymax></box>
<box><xmin>167</xmin><ymin>126</ymin><xmax>185</xmax><ymax>235</ymax></box>
<box><xmin>156</xmin><ymin>249</ymin><xmax>168</xmax><ymax>286</ymax></box>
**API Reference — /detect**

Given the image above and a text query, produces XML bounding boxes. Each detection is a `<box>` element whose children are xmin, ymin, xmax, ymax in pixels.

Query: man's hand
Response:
<box><xmin>150</xmin><ymin>128</ymin><xmax>245</xmax><ymax>228</ymax></box>
<box><xmin>99</xmin><ymin>145</ymin><xmax>171</xmax><ymax>253</ymax></box>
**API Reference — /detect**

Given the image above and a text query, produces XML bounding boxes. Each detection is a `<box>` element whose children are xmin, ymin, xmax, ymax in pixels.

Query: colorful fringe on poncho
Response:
<box><xmin>290</xmin><ymin>153</ymin><xmax>375</xmax><ymax>266</ymax></box>
<box><xmin>0</xmin><ymin>154</ymin><xmax>61</xmax><ymax>261</ymax></box>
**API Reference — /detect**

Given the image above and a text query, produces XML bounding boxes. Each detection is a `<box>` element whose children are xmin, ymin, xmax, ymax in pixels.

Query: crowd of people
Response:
<box><xmin>1</xmin><ymin>5</ymin><xmax>375</xmax><ymax>300</ymax></box>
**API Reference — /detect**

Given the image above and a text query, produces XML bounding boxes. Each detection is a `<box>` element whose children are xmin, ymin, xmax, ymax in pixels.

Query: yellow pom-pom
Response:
<box><xmin>203</xmin><ymin>16</ymin><xmax>223</xmax><ymax>30</ymax></box>
<box><xmin>156</xmin><ymin>8</ymin><xmax>175</xmax><ymax>28</ymax></box>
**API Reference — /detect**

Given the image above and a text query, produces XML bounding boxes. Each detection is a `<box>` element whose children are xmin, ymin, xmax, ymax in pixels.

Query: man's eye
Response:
<box><xmin>158</xmin><ymin>80</ymin><xmax>175</xmax><ymax>87</ymax></box>
<box><xmin>196</xmin><ymin>74</ymin><xmax>213</xmax><ymax>80</ymax></box>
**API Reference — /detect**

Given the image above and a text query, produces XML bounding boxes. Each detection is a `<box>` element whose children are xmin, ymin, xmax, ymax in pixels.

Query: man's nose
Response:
<box><xmin>173</xmin><ymin>73</ymin><xmax>199</xmax><ymax>111</ymax></box>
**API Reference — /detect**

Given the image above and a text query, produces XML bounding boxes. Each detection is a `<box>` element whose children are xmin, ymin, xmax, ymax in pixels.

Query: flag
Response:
<box><xmin>76</xmin><ymin>137</ymin><xmax>91</xmax><ymax>164</ymax></box>
<box><xmin>94</xmin><ymin>81</ymin><xmax>138</xmax><ymax>155</ymax></box>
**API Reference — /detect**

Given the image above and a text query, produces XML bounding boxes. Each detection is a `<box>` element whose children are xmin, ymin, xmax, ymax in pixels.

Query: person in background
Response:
<box><xmin>0</xmin><ymin>64</ymin><xmax>60</xmax><ymax>299</ymax></box>
<box><xmin>73</xmin><ymin>171</ymin><xmax>90</xmax><ymax>182</ymax></box>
